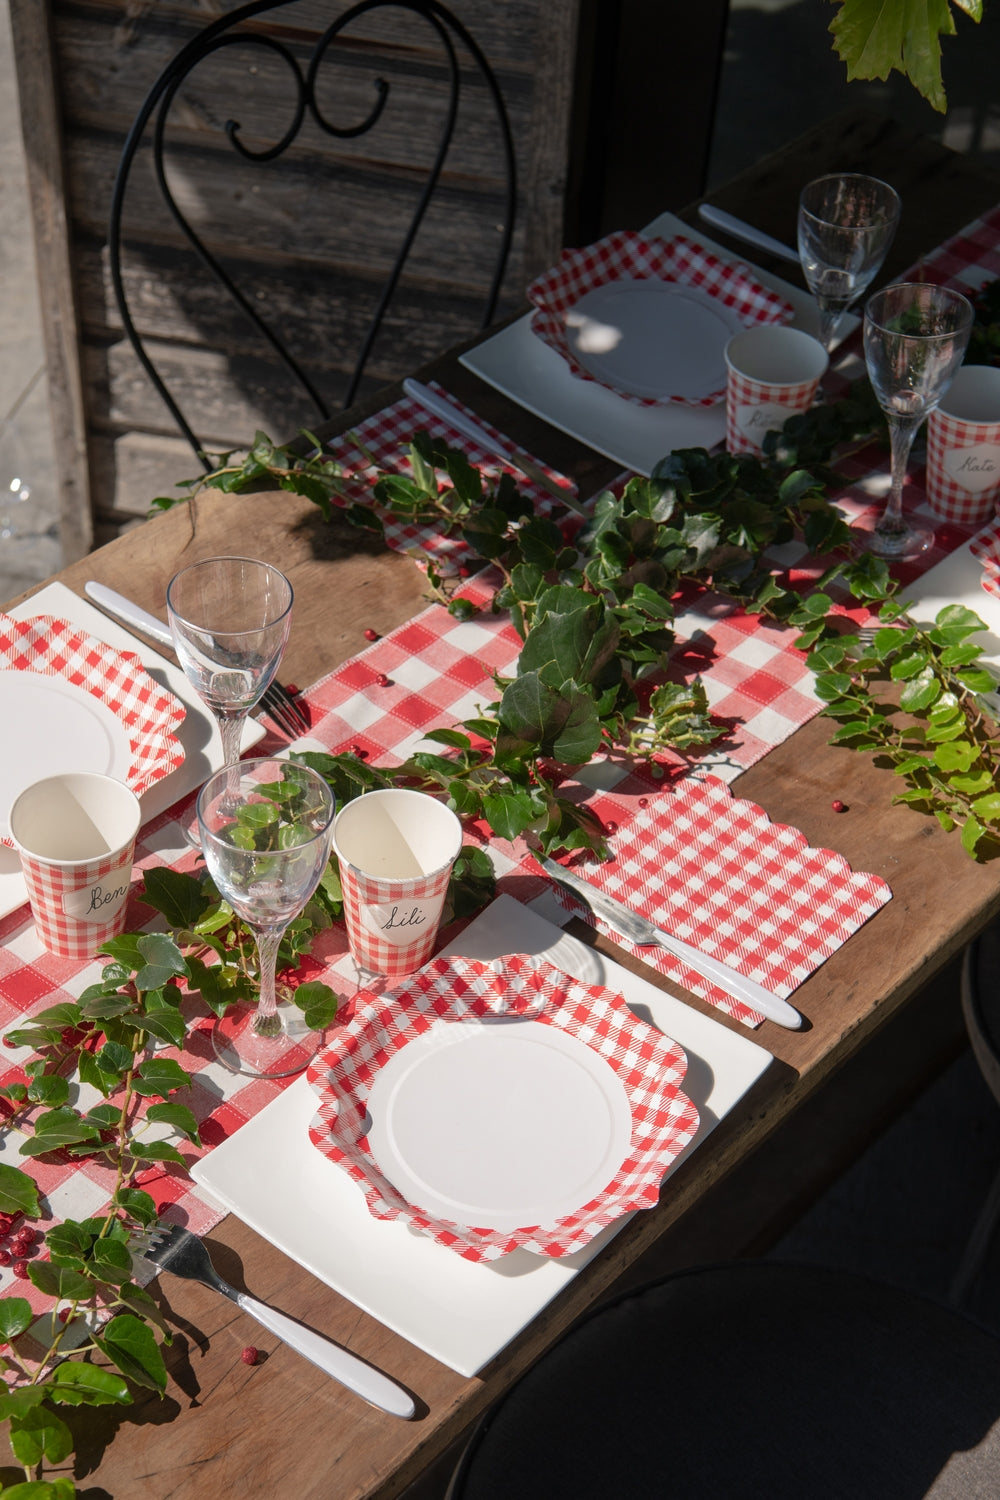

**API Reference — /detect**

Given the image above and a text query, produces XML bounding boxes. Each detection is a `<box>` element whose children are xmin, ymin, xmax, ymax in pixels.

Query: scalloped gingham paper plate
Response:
<box><xmin>527</xmin><ymin>231</ymin><xmax>794</xmax><ymax>408</ymax></box>
<box><xmin>0</xmin><ymin>614</ymin><xmax>186</xmax><ymax>838</ymax></box>
<box><xmin>306</xmin><ymin>952</ymin><xmax>699</xmax><ymax>1261</ymax></box>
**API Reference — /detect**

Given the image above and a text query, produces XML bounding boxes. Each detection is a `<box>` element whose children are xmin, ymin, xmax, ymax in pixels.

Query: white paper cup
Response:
<box><xmin>9</xmin><ymin>773</ymin><xmax>142</xmax><ymax>959</ymax></box>
<box><xmin>926</xmin><ymin>365</ymin><xmax>1000</xmax><ymax>525</ymax></box>
<box><xmin>332</xmin><ymin>789</ymin><xmax>463</xmax><ymax>981</ymax></box>
<box><xmin>725</xmin><ymin>326</ymin><xmax>829</xmax><ymax>454</ymax></box>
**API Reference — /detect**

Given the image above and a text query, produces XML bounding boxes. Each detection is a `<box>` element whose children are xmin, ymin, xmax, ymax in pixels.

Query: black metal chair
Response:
<box><xmin>447</xmin><ymin>1261</ymin><xmax>1000</xmax><ymax>1499</ymax></box>
<box><xmin>108</xmin><ymin>0</ymin><xmax>516</xmax><ymax>468</ymax></box>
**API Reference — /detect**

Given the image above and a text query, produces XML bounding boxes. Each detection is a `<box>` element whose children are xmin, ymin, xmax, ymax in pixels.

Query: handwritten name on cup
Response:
<box><xmin>943</xmin><ymin>443</ymin><xmax>1000</xmax><ymax>494</ymax></box>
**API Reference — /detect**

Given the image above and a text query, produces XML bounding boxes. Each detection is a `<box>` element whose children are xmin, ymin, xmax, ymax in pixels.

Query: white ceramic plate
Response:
<box><xmin>461</xmin><ymin>212</ymin><xmax>819</xmax><ymax>477</ymax></box>
<box><xmin>565</xmin><ymin>280</ymin><xmax>744</xmax><ymax>402</ymax></box>
<box><xmin>191</xmin><ymin>893</ymin><xmax>773</xmax><ymax>1376</ymax></box>
<box><xmin>366</xmin><ymin>1018</ymin><xmax>633</xmax><ymax>1231</ymax></box>
<box><xmin>0</xmin><ymin>582</ymin><xmax>266</xmax><ymax>920</ymax></box>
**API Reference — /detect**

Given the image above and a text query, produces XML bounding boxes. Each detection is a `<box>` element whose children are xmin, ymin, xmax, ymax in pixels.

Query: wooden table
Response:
<box><xmin>8</xmin><ymin>109</ymin><xmax>1000</xmax><ymax>1499</ymax></box>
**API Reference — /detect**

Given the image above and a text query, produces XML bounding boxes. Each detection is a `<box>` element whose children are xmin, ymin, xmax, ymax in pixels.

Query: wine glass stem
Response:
<box><xmin>217</xmin><ymin>711</ymin><xmax>246</xmax><ymax>771</ymax></box>
<box><xmin>252</xmin><ymin>926</ymin><xmax>285</xmax><ymax>1040</ymax></box>
<box><xmin>880</xmin><ymin>413</ymin><xmax>924</xmax><ymax>534</ymax></box>
<box><xmin>816</xmin><ymin>301</ymin><xmax>843</xmax><ymax>353</ymax></box>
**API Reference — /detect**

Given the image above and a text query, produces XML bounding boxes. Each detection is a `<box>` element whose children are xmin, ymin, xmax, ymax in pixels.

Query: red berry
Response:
<box><xmin>604</xmin><ymin>821</ymin><xmax>617</xmax><ymax>835</ymax></box>
<box><xmin>458</xmin><ymin>565</ymin><xmax>470</xmax><ymax>577</ymax></box>
<box><xmin>832</xmin><ymin>799</ymin><xmax>847</xmax><ymax>813</ymax></box>
<box><xmin>2</xmin><ymin>1037</ymin><xmax>16</xmax><ymax>1048</ymax></box>
<box><xmin>12</xmin><ymin>1259</ymin><xmax>29</xmax><ymax>1279</ymax></box>
<box><xmin>13</xmin><ymin>1230</ymin><xmax>34</xmax><ymax>1251</ymax></box>
<box><xmin>241</xmin><ymin>1346</ymin><xmax>259</xmax><ymax>1366</ymax></box>
<box><xmin>375</xmin><ymin>673</ymin><xmax>390</xmax><ymax>688</ymax></box>
<box><xmin>0</xmin><ymin>1250</ymin><xmax>12</xmax><ymax>1267</ymax></box>
<box><xmin>364</xmin><ymin>628</ymin><xmax>378</xmax><ymax>641</ymax></box>
<box><xmin>638</xmin><ymin>798</ymin><xmax>648</xmax><ymax>808</ymax></box>
<box><xmin>57</xmin><ymin>1307</ymin><xmax>72</xmax><ymax>1324</ymax></box>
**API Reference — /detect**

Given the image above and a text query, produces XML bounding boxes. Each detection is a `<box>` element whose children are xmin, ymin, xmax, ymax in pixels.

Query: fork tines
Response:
<box><xmin>262</xmin><ymin>681</ymin><xmax>310</xmax><ymax>738</ymax></box>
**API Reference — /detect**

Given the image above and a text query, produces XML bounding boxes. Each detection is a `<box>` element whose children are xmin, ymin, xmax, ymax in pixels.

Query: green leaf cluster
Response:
<box><xmin>791</xmin><ymin>561</ymin><xmax>1000</xmax><ymax>856</ymax></box>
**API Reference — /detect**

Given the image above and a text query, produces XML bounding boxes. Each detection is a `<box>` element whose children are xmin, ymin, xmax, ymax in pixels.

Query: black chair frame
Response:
<box><xmin>108</xmin><ymin>0</ymin><xmax>517</xmax><ymax>467</ymax></box>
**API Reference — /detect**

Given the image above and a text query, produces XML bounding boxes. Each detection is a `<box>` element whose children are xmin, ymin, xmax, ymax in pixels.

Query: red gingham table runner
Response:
<box><xmin>2</xmin><ymin>201</ymin><xmax>1000</xmax><ymax>1302</ymax></box>
<box><xmin>305</xmin><ymin>952</ymin><xmax>699</xmax><ymax>1261</ymax></box>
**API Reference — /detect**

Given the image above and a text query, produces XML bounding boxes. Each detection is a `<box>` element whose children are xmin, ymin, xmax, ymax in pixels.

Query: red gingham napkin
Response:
<box><xmin>527</xmin><ymin>231</ymin><xmax>794</xmax><ymax>408</ymax></box>
<box><xmin>305</xmin><ymin>951</ymin><xmax>699</xmax><ymax>1261</ymax></box>
<box><xmin>544</xmin><ymin>778</ymin><xmax>892</xmax><ymax>1028</ymax></box>
<box><xmin>0</xmin><ymin>614</ymin><xmax>186</xmax><ymax>820</ymax></box>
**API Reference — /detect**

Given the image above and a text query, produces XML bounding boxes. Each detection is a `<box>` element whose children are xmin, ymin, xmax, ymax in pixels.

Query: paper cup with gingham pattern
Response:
<box><xmin>725</xmin><ymin>325</ymin><xmax>828</xmax><ymax>454</ymax></box>
<box><xmin>9</xmin><ymin>772</ymin><xmax>141</xmax><ymax>959</ymax></box>
<box><xmin>926</xmin><ymin>365</ymin><xmax>1000</xmax><ymax>525</ymax></box>
<box><xmin>332</xmin><ymin>789</ymin><xmax>463</xmax><ymax>981</ymax></box>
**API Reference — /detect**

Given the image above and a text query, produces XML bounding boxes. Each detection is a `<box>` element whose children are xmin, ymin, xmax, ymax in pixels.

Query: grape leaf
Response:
<box><xmin>829</xmin><ymin>0</ymin><xmax>980</xmax><ymax>112</ymax></box>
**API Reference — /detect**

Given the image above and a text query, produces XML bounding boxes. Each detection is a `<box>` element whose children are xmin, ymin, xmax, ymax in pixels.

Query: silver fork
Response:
<box><xmin>139</xmin><ymin>1224</ymin><xmax>415</xmax><ymax>1417</ymax></box>
<box><xmin>84</xmin><ymin>582</ymin><xmax>310</xmax><ymax>739</ymax></box>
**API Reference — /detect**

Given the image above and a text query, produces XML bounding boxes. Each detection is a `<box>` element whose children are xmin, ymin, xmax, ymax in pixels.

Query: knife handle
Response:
<box><xmin>236</xmin><ymin>1292</ymin><xmax>415</xmax><ymax>1418</ymax></box>
<box><xmin>646</xmin><ymin>926</ymin><xmax>802</xmax><ymax>1030</ymax></box>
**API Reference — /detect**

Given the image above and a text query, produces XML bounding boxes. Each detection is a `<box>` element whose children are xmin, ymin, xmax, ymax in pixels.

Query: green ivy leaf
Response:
<box><xmin>0</xmin><ymin>1482</ymin><xmax>76</xmax><ymax>1500</ymax></box>
<box><xmin>933</xmin><ymin>740</ymin><xmax>979</xmax><ymax>772</ymax></box>
<box><xmin>96</xmin><ymin>1313</ymin><xmax>168</xmax><ymax>1392</ymax></box>
<box><xmin>27</xmin><ymin>1263</ymin><xmax>94</xmax><ymax>1302</ymax></box>
<box><xmin>0</xmin><ymin>1298</ymin><xmax>33</xmax><ymax>1342</ymax></box>
<box><xmin>49</xmin><ymin>1360</ymin><xmax>131</xmax><ymax>1407</ymax></box>
<box><xmin>19</xmin><ymin>1108</ymin><xmax>101</xmax><ymax>1155</ymax></box>
<box><xmin>8</xmin><ymin>1406</ymin><xmax>74</xmax><ymax>1467</ymax></box>
<box><xmin>899</xmin><ymin>669</ymin><xmax>941</xmax><ymax>713</ymax></box>
<box><xmin>128</xmin><ymin>1140</ymin><xmax>188</xmax><ymax>1169</ymax></box>
<box><xmin>0</xmin><ymin>1163</ymin><xmax>41</xmax><ymax>1218</ymax></box>
<box><xmin>293</xmin><ymin>981</ymin><xmax>339</xmax><ymax>1032</ymax></box>
<box><xmin>112</xmin><ymin>1188</ymin><xmax>159</xmax><ymax>1227</ymax></box>
<box><xmin>134</xmin><ymin>1058</ymin><xmax>192</xmax><ymax>1100</ymax></box>
<box><xmin>145</xmin><ymin>1102</ymin><xmax>202</xmax><ymax>1147</ymax></box>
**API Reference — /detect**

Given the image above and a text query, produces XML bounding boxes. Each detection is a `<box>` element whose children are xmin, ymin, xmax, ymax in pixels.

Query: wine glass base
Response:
<box><xmin>861</xmin><ymin>517</ymin><xmax>935</xmax><ymax>561</ymax></box>
<box><xmin>211</xmin><ymin>1001</ymin><xmax>320</xmax><ymax>1079</ymax></box>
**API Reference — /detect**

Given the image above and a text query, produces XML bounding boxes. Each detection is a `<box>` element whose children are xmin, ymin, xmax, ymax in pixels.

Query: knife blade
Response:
<box><xmin>696</xmin><ymin>205</ymin><xmax>800</xmax><ymax>267</ymax></box>
<box><xmin>84</xmin><ymin>581</ymin><xmax>174</xmax><ymax>651</ymax></box>
<box><xmin>540</xmin><ymin>856</ymin><xmax>803</xmax><ymax>1030</ymax></box>
<box><xmin>402</xmin><ymin>379</ymin><xmax>584</xmax><ymax>514</ymax></box>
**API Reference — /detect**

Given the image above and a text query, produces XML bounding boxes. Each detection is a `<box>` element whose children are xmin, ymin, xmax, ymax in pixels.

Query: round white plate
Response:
<box><xmin>565</xmin><ymin>279</ymin><xmax>744</xmax><ymax>401</ymax></box>
<box><xmin>0</xmin><ymin>671</ymin><xmax>132</xmax><ymax>838</ymax></box>
<box><xmin>366</xmin><ymin>1019</ymin><xmax>634</xmax><ymax>1231</ymax></box>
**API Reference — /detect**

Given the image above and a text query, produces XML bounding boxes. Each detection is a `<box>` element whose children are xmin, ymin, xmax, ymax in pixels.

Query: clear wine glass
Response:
<box><xmin>862</xmin><ymin>282</ymin><xmax>974</xmax><ymax>560</ymax></box>
<box><xmin>197</xmin><ymin>757</ymin><xmax>336</xmax><ymax>1077</ymax></box>
<box><xmin>798</xmin><ymin>173</ymin><xmax>902</xmax><ymax>352</ymax></box>
<box><xmin>167</xmin><ymin>557</ymin><xmax>293</xmax><ymax>771</ymax></box>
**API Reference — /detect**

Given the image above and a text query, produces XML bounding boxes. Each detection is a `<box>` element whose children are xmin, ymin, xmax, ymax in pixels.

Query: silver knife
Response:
<box><xmin>84</xmin><ymin>581</ymin><xmax>174</xmax><ymax>651</ymax></box>
<box><xmin>540</xmin><ymin>856</ymin><xmax>803</xmax><ymax>1030</ymax></box>
<box><xmin>402</xmin><ymin>378</ymin><xmax>584</xmax><ymax>515</ymax></box>
<box><xmin>697</xmin><ymin>205</ymin><xmax>800</xmax><ymax>267</ymax></box>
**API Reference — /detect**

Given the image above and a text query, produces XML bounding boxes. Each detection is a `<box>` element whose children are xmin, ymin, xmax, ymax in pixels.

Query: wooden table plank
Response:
<box><xmin>6</xmin><ymin>107</ymin><xmax>1000</xmax><ymax>1499</ymax></box>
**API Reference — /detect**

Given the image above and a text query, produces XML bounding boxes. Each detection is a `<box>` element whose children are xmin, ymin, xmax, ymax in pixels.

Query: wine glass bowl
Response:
<box><xmin>862</xmin><ymin>281</ymin><xmax>974</xmax><ymax>559</ymax></box>
<box><xmin>167</xmin><ymin>557</ymin><xmax>293</xmax><ymax>770</ymax></box>
<box><xmin>196</xmin><ymin>757</ymin><xmax>336</xmax><ymax>1077</ymax></box>
<box><xmin>798</xmin><ymin>173</ymin><xmax>901</xmax><ymax>352</ymax></box>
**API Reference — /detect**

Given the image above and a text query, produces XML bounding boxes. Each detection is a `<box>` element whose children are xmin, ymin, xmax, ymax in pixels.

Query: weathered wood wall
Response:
<box><xmin>14</xmin><ymin>0</ymin><xmax>580</xmax><ymax>543</ymax></box>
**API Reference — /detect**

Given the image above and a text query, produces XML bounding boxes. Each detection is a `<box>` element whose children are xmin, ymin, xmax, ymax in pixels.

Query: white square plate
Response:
<box><xmin>191</xmin><ymin>894</ymin><xmax>773</xmax><ymax>1376</ymax></box>
<box><xmin>461</xmin><ymin>212</ymin><xmax>819</xmax><ymax>477</ymax></box>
